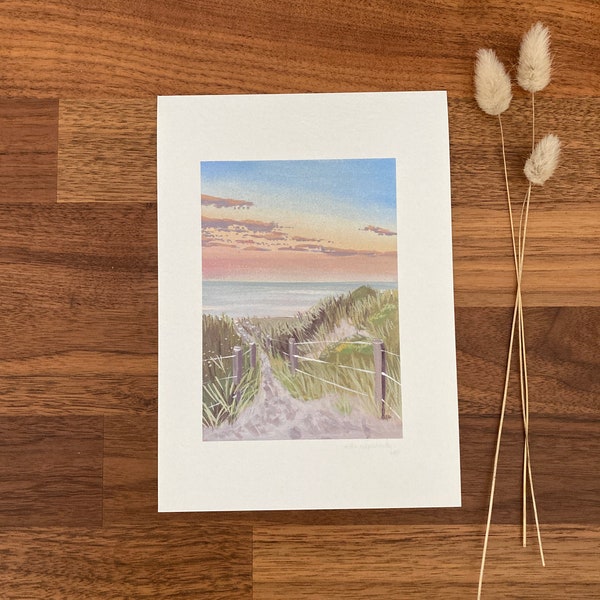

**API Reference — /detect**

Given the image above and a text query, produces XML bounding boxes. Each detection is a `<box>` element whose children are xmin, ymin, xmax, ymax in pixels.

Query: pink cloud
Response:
<box><xmin>243</xmin><ymin>245</ymin><xmax>271</xmax><ymax>252</ymax></box>
<box><xmin>276</xmin><ymin>244</ymin><xmax>396</xmax><ymax>258</ymax></box>
<box><xmin>202</xmin><ymin>238</ymin><xmax>236</xmax><ymax>248</ymax></box>
<box><xmin>202</xmin><ymin>216</ymin><xmax>279</xmax><ymax>233</ymax></box>
<box><xmin>361</xmin><ymin>225</ymin><xmax>397</xmax><ymax>236</ymax></box>
<box><xmin>201</xmin><ymin>194</ymin><xmax>253</xmax><ymax>209</ymax></box>
<box><xmin>292</xmin><ymin>235</ymin><xmax>323</xmax><ymax>243</ymax></box>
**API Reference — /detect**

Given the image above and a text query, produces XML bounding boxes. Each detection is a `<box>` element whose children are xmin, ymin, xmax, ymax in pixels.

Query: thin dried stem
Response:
<box><xmin>499</xmin><ymin>116</ymin><xmax>517</xmax><ymax>260</ymax></box>
<box><xmin>477</xmin><ymin>296</ymin><xmax>520</xmax><ymax>600</ymax></box>
<box><xmin>517</xmin><ymin>187</ymin><xmax>530</xmax><ymax>547</ymax></box>
<box><xmin>517</xmin><ymin>183</ymin><xmax>546</xmax><ymax>564</ymax></box>
<box><xmin>518</xmin><ymin>290</ymin><xmax>527</xmax><ymax>544</ymax></box>
<box><xmin>500</xmin><ymin>115</ymin><xmax>532</xmax><ymax>549</ymax></box>
<box><xmin>528</xmin><ymin>440</ymin><xmax>546</xmax><ymax>565</ymax></box>
<box><xmin>478</xmin><ymin>116</ymin><xmax>521</xmax><ymax>600</ymax></box>
<box><xmin>531</xmin><ymin>93</ymin><xmax>536</xmax><ymax>150</ymax></box>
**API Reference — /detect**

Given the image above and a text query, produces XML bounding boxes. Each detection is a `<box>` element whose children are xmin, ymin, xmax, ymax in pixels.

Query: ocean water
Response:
<box><xmin>202</xmin><ymin>281</ymin><xmax>397</xmax><ymax>318</ymax></box>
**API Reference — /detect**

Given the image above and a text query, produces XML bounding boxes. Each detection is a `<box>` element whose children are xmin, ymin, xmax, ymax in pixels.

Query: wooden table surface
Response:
<box><xmin>0</xmin><ymin>1</ymin><xmax>598</xmax><ymax>598</ymax></box>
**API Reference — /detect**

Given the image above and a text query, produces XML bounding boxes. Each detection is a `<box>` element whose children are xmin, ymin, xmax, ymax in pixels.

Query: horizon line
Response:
<box><xmin>202</xmin><ymin>279</ymin><xmax>398</xmax><ymax>283</ymax></box>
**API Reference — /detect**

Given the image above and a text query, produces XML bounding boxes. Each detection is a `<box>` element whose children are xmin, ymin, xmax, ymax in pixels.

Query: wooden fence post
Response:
<box><xmin>233</xmin><ymin>346</ymin><xmax>243</xmax><ymax>404</ymax></box>
<box><xmin>250</xmin><ymin>342</ymin><xmax>257</xmax><ymax>368</ymax></box>
<box><xmin>289</xmin><ymin>337</ymin><xmax>297</xmax><ymax>375</ymax></box>
<box><xmin>373</xmin><ymin>340</ymin><xmax>386</xmax><ymax>419</ymax></box>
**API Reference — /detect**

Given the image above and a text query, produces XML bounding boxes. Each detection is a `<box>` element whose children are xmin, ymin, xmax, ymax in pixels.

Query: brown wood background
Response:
<box><xmin>0</xmin><ymin>1</ymin><xmax>598</xmax><ymax>598</ymax></box>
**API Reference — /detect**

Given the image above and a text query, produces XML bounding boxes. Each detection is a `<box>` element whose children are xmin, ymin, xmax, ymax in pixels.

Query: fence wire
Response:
<box><xmin>295</xmin><ymin>339</ymin><xmax>373</xmax><ymax>347</ymax></box>
<box><xmin>334</xmin><ymin>362</ymin><xmax>375</xmax><ymax>375</ymax></box>
<box><xmin>295</xmin><ymin>368</ymin><xmax>370</xmax><ymax>397</ymax></box>
<box><xmin>294</xmin><ymin>354</ymin><xmax>375</xmax><ymax>375</ymax></box>
<box><xmin>382</xmin><ymin>371</ymin><xmax>401</xmax><ymax>387</ymax></box>
<box><xmin>203</xmin><ymin>353</ymin><xmax>236</xmax><ymax>362</ymax></box>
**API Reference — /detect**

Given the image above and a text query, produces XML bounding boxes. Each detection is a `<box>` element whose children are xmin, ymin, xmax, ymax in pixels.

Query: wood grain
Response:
<box><xmin>0</xmin><ymin>1</ymin><xmax>598</xmax><ymax>98</ymax></box>
<box><xmin>450</xmin><ymin>96</ymin><xmax>600</xmax><ymax>305</ymax></box>
<box><xmin>456</xmin><ymin>307</ymin><xmax>600</xmax><ymax>418</ymax></box>
<box><xmin>253</xmin><ymin>524</ymin><xmax>600</xmax><ymax>599</ymax></box>
<box><xmin>0</xmin><ymin>1</ymin><xmax>598</xmax><ymax>598</ymax></box>
<box><xmin>0</xmin><ymin>99</ymin><xmax>58</xmax><ymax>202</ymax></box>
<box><xmin>0</xmin><ymin>417</ymin><xmax>103</xmax><ymax>527</ymax></box>
<box><xmin>0</xmin><ymin>375</ymin><xmax>157</xmax><ymax>415</ymax></box>
<box><xmin>0</xmin><ymin>525</ymin><xmax>252</xmax><ymax>599</ymax></box>
<box><xmin>58</xmin><ymin>100</ymin><xmax>157</xmax><ymax>203</ymax></box>
<box><xmin>0</xmin><ymin>204</ymin><xmax>156</xmax><ymax>374</ymax></box>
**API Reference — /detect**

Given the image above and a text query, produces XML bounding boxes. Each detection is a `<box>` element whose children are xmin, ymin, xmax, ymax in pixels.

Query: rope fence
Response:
<box><xmin>295</xmin><ymin>354</ymin><xmax>377</xmax><ymax>377</ymax></box>
<box><xmin>204</xmin><ymin>335</ymin><xmax>401</xmax><ymax>421</ymax></box>
<box><xmin>295</xmin><ymin>368</ymin><xmax>370</xmax><ymax>397</ymax></box>
<box><xmin>285</xmin><ymin>336</ymin><xmax>400</xmax><ymax>420</ymax></box>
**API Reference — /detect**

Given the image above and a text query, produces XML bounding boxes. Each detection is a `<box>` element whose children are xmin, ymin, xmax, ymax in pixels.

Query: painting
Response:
<box><xmin>158</xmin><ymin>92</ymin><xmax>461</xmax><ymax>512</ymax></box>
<box><xmin>200</xmin><ymin>159</ymin><xmax>402</xmax><ymax>441</ymax></box>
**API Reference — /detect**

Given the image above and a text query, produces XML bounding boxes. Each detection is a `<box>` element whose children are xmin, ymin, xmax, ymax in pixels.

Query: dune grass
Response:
<box><xmin>253</xmin><ymin>286</ymin><xmax>401</xmax><ymax>420</ymax></box>
<box><xmin>202</xmin><ymin>314</ymin><xmax>261</xmax><ymax>428</ymax></box>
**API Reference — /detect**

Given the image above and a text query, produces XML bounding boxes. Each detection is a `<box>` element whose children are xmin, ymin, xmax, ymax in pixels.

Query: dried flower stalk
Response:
<box><xmin>475</xmin><ymin>49</ymin><xmax>512</xmax><ymax>116</ymax></box>
<box><xmin>525</xmin><ymin>134</ymin><xmax>561</xmax><ymax>185</ymax></box>
<box><xmin>475</xmin><ymin>22</ymin><xmax>561</xmax><ymax>599</ymax></box>
<box><xmin>518</xmin><ymin>22</ymin><xmax>552</xmax><ymax>93</ymax></box>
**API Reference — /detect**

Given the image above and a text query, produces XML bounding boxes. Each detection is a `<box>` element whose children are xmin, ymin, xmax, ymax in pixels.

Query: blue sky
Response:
<box><xmin>200</xmin><ymin>158</ymin><xmax>397</xmax><ymax>228</ymax></box>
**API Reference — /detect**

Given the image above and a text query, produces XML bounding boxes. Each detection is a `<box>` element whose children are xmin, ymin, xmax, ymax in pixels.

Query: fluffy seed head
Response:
<box><xmin>474</xmin><ymin>49</ymin><xmax>512</xmax><ymax>116</ymax></box>
<box><xmin>518</xmin><ymin>22</ymin><xmax>552</xmax><ymax>92</ymax></box>
<box><xmin>524</xmin><ymin>134</ymin><xmax>561</xmax><ymax>185</ymax></box>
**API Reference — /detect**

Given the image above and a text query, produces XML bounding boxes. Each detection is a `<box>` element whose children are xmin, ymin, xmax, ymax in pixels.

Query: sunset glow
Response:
<box><xmin>201</xmin><ymin>159</ymin><xmax>398</xmax><ymax>282</ymax></box>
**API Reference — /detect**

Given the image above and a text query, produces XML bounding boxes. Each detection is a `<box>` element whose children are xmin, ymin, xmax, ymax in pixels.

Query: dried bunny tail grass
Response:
<box><xmin>475</xmin><ymin>49</ymin><xmax>512</xmax><ymax>116</ymax></box>
<box><xmin>518</xmin><ymin>22</ymin><xmax>552</xmax><ymax>93</ymax></box>
<box><xmin>524</xmin><ymin>134</ymin><xmax>561</xmax><ymax>185</ymax></box>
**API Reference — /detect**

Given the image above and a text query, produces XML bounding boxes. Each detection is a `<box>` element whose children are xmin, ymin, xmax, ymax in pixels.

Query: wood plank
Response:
<box><xmin>0</xmin><ymin>416</ymin><xmax>103</xmax><ymax>527</ymax></box>
<box><xmin>449</xmin><ymin>96</ymin><xmax>600</xmax><ymax>306</ymax></box>
<box><xmin>253</xmin><ymin>524</ymin><xmax>600</xmax><ymax>599</ymax></box>
<box><xmin>0</xmin><ymin>99</ymin><xmax>58</xmax><ymax>202</ymax></box>
<box><xmin>0</xmin><ymin>375</ymin><xmax>156</xmax><ymax>415</ymax></box>
<box><xmin>1</xmin><ymin>305</ymin><xmax>595</xmax><ymax>417</ymax></box>
<box><xmin>0</xmin><ymin>525</ymin><xmax>252</xmax><ymax>599</ymax></box>
<box><xmin>449</xmin><ymin>98</ymin><xmax>600</xmax><ymax>203</ymax></box>
<box><xmin>456</xmin><ymin>307</ymin><xmax>600</xmax><ymax>418</ymax></box>
<box><xmin>0</xmin><ymin>204</ymin><xmax>156</xmax><ymax>375</ymax></box>
<box><xmin>50</xmin><ymin>96</ymin><xmax>600</xmax><ymax>306</ymax></box>
<box><xmin>58</xmin><ymin>99</ymin><xmax>156</xmax><ymax>203</ymax></box>
<box><xmin>102</xmin><ymin>414</ymin><xmax>599</xmax><ymax>527</ymax></box>
<box><xmin>53</xmin><ymin>96</ymin><xmax>600</xmax><ymax>204</ymax></box>
<box><xmin>452</xmin><ymin>206</ymin><xmax>600</xmax><ymax>306</ymax></box>
<box><xmin>0</xmin><ymin>1</ymin><xmax>597</xmax><ymax>97</ymax></box>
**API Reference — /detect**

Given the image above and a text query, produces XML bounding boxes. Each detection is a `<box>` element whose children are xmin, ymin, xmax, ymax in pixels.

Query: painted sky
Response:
<box><xmin>201</xmin><ymin>159</ymin><xmax>398</xmax><ymax>282</ymax></box>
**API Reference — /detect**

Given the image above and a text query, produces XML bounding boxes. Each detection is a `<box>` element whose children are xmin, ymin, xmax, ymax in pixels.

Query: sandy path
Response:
<box><xmin>203</xmin><ymin>338</ymin><xmax>402</xmax><ymax>441</ymax></box>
